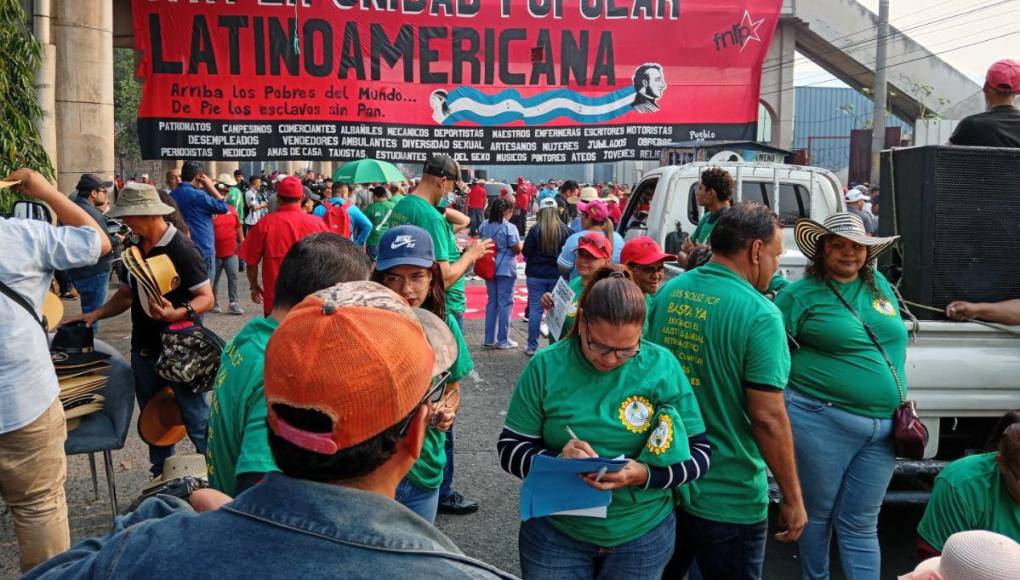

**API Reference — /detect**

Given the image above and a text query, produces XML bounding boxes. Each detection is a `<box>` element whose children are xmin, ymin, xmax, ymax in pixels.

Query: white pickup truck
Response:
<box><xmin>619</xmin><ymin>159</ymin><xmax>1020</xmax><ymax>502</ymax></box>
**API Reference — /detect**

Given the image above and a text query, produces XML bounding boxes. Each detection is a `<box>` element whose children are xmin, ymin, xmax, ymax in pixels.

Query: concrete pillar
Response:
<box><xmin>759</xmin><ymin>19</ymin><xmax>796</xmax><ymax>150</ymax></box>
<box><xmin>322</xmin><ymin>161</ymin><xmax>334</xmax><ymax>179</ymax></box>
<box><xmin>54</xmin><ymin>0</ymin><xmax>114</xmax><ymax>194</ymax></box>
<box><xmin>33</xmin><ymin>0</ymin><xmax>58</xmax><ymax>176</ymax></box>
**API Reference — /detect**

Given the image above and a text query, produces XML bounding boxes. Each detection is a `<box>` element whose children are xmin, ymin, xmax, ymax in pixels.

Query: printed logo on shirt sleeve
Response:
<box><xmin>646</xmin><ymin>414</ymin><xmax>674</xmax><ymax>455</ymax></box>
<box><xmin>619</xmin><ymin>396</ymin><xmax>654</xmax><ymax>433</ymax></box>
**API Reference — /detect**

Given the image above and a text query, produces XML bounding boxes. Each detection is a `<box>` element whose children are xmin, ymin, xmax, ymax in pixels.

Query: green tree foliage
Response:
<box><xmin>0</xmin><ymin>0</ymin><xmax>52</xmax><ymax>211</ymax></box>
<box><xmin>114</xmin><ymin>48</ymin><xmax>142</xmax><ymax>174</ymax></box>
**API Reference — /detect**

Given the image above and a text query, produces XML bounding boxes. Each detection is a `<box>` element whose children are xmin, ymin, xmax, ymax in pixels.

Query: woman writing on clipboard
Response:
<box><xmin>498</xmin><ymin>266</ymin><xmax>711</xmax><ymax>580</ymax></box>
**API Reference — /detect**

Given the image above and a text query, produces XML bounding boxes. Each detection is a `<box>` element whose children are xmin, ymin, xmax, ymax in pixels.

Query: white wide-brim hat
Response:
<box><xmin>794</xmin><ymin>212</ymin><xmax>899</xmax><ymax>262</ymax></box>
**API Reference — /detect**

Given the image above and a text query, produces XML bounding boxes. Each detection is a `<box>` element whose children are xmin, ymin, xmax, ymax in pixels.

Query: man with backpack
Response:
<box><xmin>313</xmin><ymin>182</ymin><xmax>373</xmax><ymax>248</ymax></box>
<box><xmin>238</xmin><ymin>176</ymin><xmax>328</xmax><ymax>316</ymax></box>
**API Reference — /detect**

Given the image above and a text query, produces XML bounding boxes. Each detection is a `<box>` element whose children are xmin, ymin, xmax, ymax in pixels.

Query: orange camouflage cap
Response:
<box><xmin>264</xmin><ymin>281</ymin><xmax>456</xmax><ymax>454</ymax></box>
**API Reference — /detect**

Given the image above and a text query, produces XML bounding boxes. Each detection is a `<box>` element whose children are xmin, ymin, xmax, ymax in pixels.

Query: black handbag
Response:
<box><xmin>826</xmin><ymin>281</ymin><xmax>929</xmax><ymax>460</ymax></box>
<box><xmin>156</xmin><ymin>320</ymin><xmax>225</xmax><ymax>394</ymax></box>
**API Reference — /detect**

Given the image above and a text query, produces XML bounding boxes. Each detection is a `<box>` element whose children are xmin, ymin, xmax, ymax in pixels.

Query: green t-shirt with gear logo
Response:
<box><xmin>647</xmin><ymin>262</ymin><xmax>791</xmax><ymax>525</ymax></box>
<box><xmin>206</xmin><ymin>316</ymin><xmax>280</xmax><ymax>496</ymax></box>
<box><xmin>405</xmin><ymin>313</ymin><xmax>474</xmax><ymax>491</ymax></box>
<box><xmin>364</xmin><ymin>199</ymin><xmax>396</xmax><ymax>247</ymax></box>
<box><xmin>504</xmin><ymin>337</ymin><xmax>705</xmax><ymax>547</ymax></box>
<box><xmin>773</xmin><ymin>271</ymin><xmax>908</xmax><ymax>418</ymax></box>
<box><xmin>388</xmin><ymin>194</ymin><xmax>465</xmax><ymax>315</ymax></box>
<box><xmin>918</xmin><ymin>453</ymin><xmax>1020</xmax><ymax>551</ymax></box>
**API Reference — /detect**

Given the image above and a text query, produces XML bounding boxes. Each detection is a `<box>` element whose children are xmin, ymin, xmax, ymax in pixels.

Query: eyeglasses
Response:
<box><xmin>396</xmin><ymin>371</ymin><xmax>451</xmax><ymax>437</ymax></box>
<box><xmin>582</xmin><ymin>320</ymin><xmax>640</xmax><ymax>360</ymax></box>
<box><xmin>630</xmin><ymin>264</ymin><xmax>665</xmax><ymax>275</ymax></box>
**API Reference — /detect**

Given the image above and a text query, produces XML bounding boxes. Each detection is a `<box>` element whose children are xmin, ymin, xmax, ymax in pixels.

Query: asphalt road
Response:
<box><xmin>1</xmin><ymin>277</ymin><xmax>925</xmax><ymax>579</ymax></box>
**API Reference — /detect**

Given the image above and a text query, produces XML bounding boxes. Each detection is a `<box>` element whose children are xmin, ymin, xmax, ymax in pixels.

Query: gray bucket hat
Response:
<box><xmin>107</xmin><ymin>182</ymin><xmax>175</xmax><ymax>218</ymax></box>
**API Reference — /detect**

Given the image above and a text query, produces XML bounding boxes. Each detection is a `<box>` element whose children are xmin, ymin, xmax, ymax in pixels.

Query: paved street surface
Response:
<box><xmin>1</xmin><ymin>277</ymin><xmax>924</xmax><ymax>579</ymax></box>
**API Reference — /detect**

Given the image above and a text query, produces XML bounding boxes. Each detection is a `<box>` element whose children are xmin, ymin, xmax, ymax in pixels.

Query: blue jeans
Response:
<box><xmin>519</xmin><ymin>511</ymin><xmax>675</xmax><ymax>580</ymax></box>
<box><xmin>70</xmin><ymin>270</ymin><xmax>109</xmax><ymax>331</ymax></box>
<box><xmin>484</xmin><ymin>274</ymin><xmax>516</xmax><ymax>346</ymax></box>
<box><xmin>526</xmin><ymin>277</ymin><xmax>558</xmax><ymax>351</ymax></box>
<box><xmin>439</xmin><ymin>425</ymin><xmax>455</xmax><ymax>501</ymax></box>
<box><xmin>667</xmin><ymin>510</ymin><xmax>768</xmax><ymax>580</ymax></box>
<box><xmin>469</xmin><ymin>208</ymin><xmax>485</xmax><ymax>236</ymax></box>
<box><xmin>203</xmin><ymin>253</ymin><xmax>215</xmax><ymax>287</ymax></box>
<box><xmin>785</xmin><ymin>389</ymin><xmax>896</xmax><ymax>580</ymax></box>
<box><xmin>131</xmin><ymin>350</ymin><xmax>210</xmax><ymax>477</ymax></box>
<box><xmin>395</xmin><ymin>478</ymin><xmax>440</xmax><ymax>524</ymax></box>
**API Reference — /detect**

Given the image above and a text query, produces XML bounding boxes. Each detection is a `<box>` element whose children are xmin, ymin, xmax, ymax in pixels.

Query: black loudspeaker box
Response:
<box><xmin>879</xmin><ymin>145</ymin><xmax>1020</xmax><ymax>320</ymax></box>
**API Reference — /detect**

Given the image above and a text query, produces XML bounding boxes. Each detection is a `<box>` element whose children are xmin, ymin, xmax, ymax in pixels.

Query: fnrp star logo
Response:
<box><xmin>713</xmin><ymin>11</ymin><xmax>766</xmax><ymax>53</ymax></box>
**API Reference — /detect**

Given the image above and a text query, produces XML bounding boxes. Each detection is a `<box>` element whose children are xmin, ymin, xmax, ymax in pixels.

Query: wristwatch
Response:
<box><xmin>184</xmin><ymin>301</ymin><xmax>195</xmax><ymax>321</ymax></box>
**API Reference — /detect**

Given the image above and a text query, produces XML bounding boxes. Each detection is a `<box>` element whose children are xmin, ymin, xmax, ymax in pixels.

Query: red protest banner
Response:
<box><xmin>132</xmin><ymin>0</ymin><xmax>782</xmax><ymax>164</ymax></box>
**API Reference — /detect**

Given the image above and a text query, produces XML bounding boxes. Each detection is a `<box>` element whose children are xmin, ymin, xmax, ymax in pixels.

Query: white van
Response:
<box><xmin>617</xmin><ymin>158</ymin><xmax>846</xmax><ymax>281</ymax></box>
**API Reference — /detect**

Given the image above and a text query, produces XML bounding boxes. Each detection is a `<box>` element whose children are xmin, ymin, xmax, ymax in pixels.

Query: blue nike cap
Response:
<box><xmin>376</xmin><ymin>225</ymin><xmax>436</xmax><ymax>271</ymax></box>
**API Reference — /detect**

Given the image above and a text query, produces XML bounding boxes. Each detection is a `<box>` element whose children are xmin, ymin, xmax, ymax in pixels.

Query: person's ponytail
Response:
<box><xmin>599</xmin><ymin>220</ymin><xmax>615</xmax><ymax>256</ymax></box>
<box><xmin>566</xmin><ymin>265</ymin><xmax>646</xmax><ymax>338</ymax></box>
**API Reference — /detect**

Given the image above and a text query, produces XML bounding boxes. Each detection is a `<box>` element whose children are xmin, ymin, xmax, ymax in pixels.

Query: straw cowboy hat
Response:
<box><xmin>142</xmin><ymin>453</ymin><xmax>208</xmax><ymax>494</ymax></box>
<box><xmin>43</xmin><ymin>291</ymin><xmax>63</xmax><ymax>331</ymax></box>
<box><xmin>899</xmin><ymin>530</ymin><xmax>1020</xmax><ymax>580</ymax></box>
<box><xmin>794</xmin><ymin>213</ymin><xmax>899</xmax><ymax>262</ymax></box>
<box><xmin>215</xmin><ymin>173</ymin><xmax>237</xmax><ymax>187</ymax></box>
<box><xmin>568</xmin><ymin>186</ymin><xmax>599</xmax><ymax>204</ymax></box>
<box><xmin>107</xmin><ymin>182</ymin><xmax>175</xmax><ymax>218</ymax></box>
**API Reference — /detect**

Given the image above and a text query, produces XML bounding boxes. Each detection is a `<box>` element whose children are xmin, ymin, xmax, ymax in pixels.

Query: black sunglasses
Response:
<box><xmin>397</xmin><ymin>371</ymin><xmax>451</xmax><ymax>437</ymax></box>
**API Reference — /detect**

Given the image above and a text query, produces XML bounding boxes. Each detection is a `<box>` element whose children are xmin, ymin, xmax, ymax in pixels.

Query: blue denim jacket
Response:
<box><xmin>24</xmin><ymin>473</ymin><xmax>517</xmax><ymax>579</ymax></box>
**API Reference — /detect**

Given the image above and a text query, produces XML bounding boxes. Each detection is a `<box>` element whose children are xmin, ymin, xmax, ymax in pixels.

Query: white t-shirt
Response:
<box><xmin>0</xmin><ymin>218</ymin><xmax>100</xmax><ymax>433</ymax></box>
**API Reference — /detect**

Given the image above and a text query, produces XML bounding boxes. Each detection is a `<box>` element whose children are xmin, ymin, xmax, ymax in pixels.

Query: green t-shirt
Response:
<box><xmin>773</xmin><ymin>272</ymin><xmax>908</xmax><ymax>418</ymax></box>
<box><xmin>689</xmin><ymin>211</ymin><xmax>721</xmax><ymax>245</ymax></box>
<box><xmin>647</xmin><ymin>262</ymin><xmax>791</xmax><ymax>524</ymax></box>
<box><xmin>505</xmin><ymin>337</ymin><xmax>705</xmax><ymax>547</ymax></box>
<box><xmin>364</xmin><ymin>200</ymin><xmax>396</xmax><ymax>247</ymax></box>
<box><xmin>227</xmin><ymin>186</ymin><xmax>245</xmax><ymax>222</ymax></box>
<box><xmin>642</xmin><ymin>292</ymin><xmax>654</xmax><ymax>336</ymax></box>
<box><xmin>406</xmin><ymin>313</ymin><xmax>475</xmax><ymax>490</ymax></box>
<box><xmin>206</xmin><ymin>316</ymin><xmax>280</xmax><ymax>496</ymax></box>
<box><xmin>389</xmin><ymin>195</ymin><xmax>465</xmax><ymax>314</ymax></box>
<box><xmin>390</xmin><ymin>193</ymin><xmax>405</xmax><ymax>205</ymax></box>
<box><xmin>918</xmin><ymin>453</ymin><xmax>1020</xmax><ymax>551</ymax></box>
<box><xmin>767</xmin><ymin>272</ymin><xmax>791</xmax><ymax>295</ymax></box>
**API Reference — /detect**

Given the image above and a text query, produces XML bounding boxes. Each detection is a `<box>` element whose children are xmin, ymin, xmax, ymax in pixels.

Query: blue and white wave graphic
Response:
<box><xmin>437</xmin><ymin>86</ymin><xmax>636</xmax><ymax>126</ymax></box>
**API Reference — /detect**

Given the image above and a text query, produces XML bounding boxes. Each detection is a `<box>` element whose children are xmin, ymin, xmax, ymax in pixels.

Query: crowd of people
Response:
<box><xmin>3</xmin><ymin>56</ymin><xmax>1020</xmax><ymax>580</ymax></box>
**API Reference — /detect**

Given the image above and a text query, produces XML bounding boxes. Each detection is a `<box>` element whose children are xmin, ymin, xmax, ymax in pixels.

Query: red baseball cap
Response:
<box><xmin>985</xmin><ymin>59</ymin><xmax>1020</xmax><ymax>94</ymax></box>
<box><xmin>276</xmin><ymin>176</ymin><xmax>304</xmax><ymax>199</ymax></box>
<box><xmin>577</xmin><ymin>233</ymin><xmax>612</xmax><ymax>260</ymax></box>
<box><xmin>621</xmin><ymin>236</ymin><xmax>677</xmax><ymax>266</ymax></box>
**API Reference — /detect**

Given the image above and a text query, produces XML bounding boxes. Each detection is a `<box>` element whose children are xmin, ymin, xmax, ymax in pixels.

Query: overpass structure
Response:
<box><xmin>27</xmin><ymin>0</ymin><xmax>986</xmax><ymax>192</ymax></box>
<box><xmin>761</xmin><ymin>0</ymin><xmax>984</xmax><ymax>151</ymax></box>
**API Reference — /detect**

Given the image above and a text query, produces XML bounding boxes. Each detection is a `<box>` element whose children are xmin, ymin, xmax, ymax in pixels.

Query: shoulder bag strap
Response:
<box><xmin>0</xmin><ymin>280</ymin><xmax>47</xmax><ymax>333</ymax></box>
<box><xmin>826</xmin><ymin>280</ymin><xmax>906</xmax><ymax>404</ymax></box>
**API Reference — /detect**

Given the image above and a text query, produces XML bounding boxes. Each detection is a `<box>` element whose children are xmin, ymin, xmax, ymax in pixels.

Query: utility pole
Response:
<box><xmin>870</xmin><ymin>0</ymin><xmax>890</xmax><ymax>186</ymax></box>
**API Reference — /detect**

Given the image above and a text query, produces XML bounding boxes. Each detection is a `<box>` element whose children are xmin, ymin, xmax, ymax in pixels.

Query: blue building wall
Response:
<box><xmin>793</xmin><ymin>86</ymin><xmax>911</xmax><ymax>172</ymax></box>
